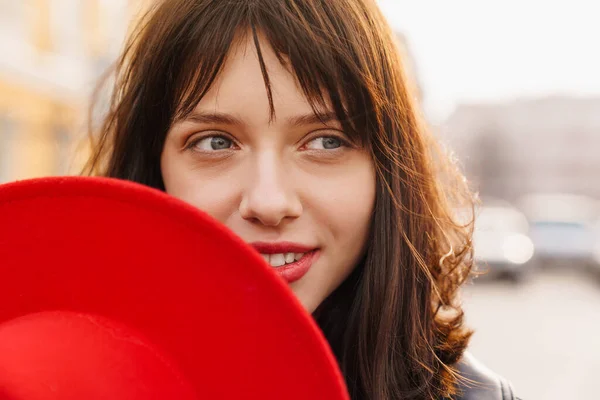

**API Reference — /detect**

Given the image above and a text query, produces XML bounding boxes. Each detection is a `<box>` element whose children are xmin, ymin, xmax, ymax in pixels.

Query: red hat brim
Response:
<box><xmin>0</xmin><ymin>177</ymin><xmax>349</xmax><ymax>399</ymax></box>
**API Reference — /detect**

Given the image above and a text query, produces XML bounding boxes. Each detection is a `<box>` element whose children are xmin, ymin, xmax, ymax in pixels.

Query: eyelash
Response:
<box><xmin>302</xmin><ymin>134</ymin><xmax>351</xmax><ymax>151</ymax></box>
<box><xmin>184</xmin><ymin>131</ymin><xmax>352</xmax><ymax>153</ymax></box>
<box><xmin>184</xmin><ymin>133</ymin><xmax>238</xmax><ymax>152</ymax></box>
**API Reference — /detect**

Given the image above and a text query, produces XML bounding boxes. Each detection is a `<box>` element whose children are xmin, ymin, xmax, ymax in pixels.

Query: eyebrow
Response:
<box><xmin>181</xmin><ymin>110</ymin><xmax>339</xmax><ymax>127</ymax></box>
<box><xmin>183</xmin><ymin>111</ymin><xmax>243</xmax><ymax>126</ymax></box>
<box><xmin>287</xmin><ymin>111</ymin><xmax>339</xmax><ymax>127</ymax></box>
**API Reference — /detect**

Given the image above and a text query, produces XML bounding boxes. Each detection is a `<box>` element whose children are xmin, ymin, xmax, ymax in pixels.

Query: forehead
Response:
<box><xmin>191</xmin><ymin>31</ymin><xmax>330</xmax><ymax>126</ymax></box>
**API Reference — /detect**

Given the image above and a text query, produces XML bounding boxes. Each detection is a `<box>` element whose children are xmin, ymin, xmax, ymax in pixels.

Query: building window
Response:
<box><xmin>52</xmin><ymin>125</ymin><xmax>72</xmax><ymax>176</ymax></box>
<box><xmin>0</xmin><ymin>115</ymin><xmax>16</xmax><ymax>183</ymax></box>
<box><xmin>49</xmin><ymin>0</ymin><xmax>84</xmax><ymax>56</ymax></box>
<box><xmin>0</xmin><ymin>1</ymin><xmax>26</xmax><ymax>42</ymax></box>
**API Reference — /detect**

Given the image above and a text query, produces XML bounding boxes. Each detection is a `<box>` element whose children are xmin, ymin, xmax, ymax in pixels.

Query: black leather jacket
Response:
<box><xmin>455</xmin><ymin>352</ymin><xmax>520</xmax><ymax>400</ymax></box>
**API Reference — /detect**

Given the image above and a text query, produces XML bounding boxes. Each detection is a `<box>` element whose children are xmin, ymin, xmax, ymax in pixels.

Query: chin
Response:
<box><xmin>291</xmin><ymin>290</ymin><xmax>320</xmax><ymax>314</ymax></box>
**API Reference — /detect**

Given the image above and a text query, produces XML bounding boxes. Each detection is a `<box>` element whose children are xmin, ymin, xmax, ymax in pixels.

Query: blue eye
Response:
<box><xmin>193</xmin><ymin>136</ymin><xmax>234</xmax><ymax>151</ymax></box>
<box><xmin>306</xmin><ymin>136</ymin><xmax>343</xmax><ymax>150</ymax></box>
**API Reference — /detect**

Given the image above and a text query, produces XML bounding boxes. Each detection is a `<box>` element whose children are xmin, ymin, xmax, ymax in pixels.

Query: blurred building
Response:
<box><xmin>395</xmin><ymin>32</ymin><xmax>423</xmax><ymax>104</ymax></box>
<box><xmin>441</xmin><ymin>96</ymin><xmax>600</xmax><ymax>201</ymax></box>
<box><xmin>0</xmin><ymin>0</ymin><xmax>147</xmax><ymax>183</ymax></box>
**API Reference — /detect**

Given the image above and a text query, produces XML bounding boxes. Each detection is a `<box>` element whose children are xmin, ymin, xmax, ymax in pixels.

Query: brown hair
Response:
<box><xmin>85</xmin><ymin>1</ymin><xmax>475</xmax><ymax>398</ymax></box>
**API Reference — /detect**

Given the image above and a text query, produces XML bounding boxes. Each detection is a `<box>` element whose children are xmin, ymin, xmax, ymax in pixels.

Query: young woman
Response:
<box><xmin>85</xmin><ymin>0</ymin><xmax>517</xmax><ymax>399</ymax></box>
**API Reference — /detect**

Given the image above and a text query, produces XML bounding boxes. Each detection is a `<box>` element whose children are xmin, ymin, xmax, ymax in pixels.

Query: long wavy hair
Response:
<box><xmin>84</xmin><ymin>0</ymin><xmax>476</xmax><ymax>398</ymax></box>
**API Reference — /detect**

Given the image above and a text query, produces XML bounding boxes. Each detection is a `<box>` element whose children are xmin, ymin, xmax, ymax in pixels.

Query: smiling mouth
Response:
<box><xmin>260</xmin><ymin>250</ymin><xmax>320</xmax><ymax>283</ymax></box>
<box><xmin>259</xmin><ymin>252</ymin><xmax>307</xmax><ymax>267</ymax></box>
<box><xmin>249</xmin><ymin>242</ymin><xmax>319</xmax><ymax>283</ymax></box>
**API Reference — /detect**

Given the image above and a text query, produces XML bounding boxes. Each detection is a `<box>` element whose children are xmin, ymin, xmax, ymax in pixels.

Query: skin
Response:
<box><xmin>161</xmin><ymin>32</ymin><xmax>376</xmax><ymax>313</ymax></box>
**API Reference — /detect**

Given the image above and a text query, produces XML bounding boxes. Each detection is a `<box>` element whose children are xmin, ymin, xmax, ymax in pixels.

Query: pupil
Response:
<box><xmin>323</xmin><ymin>137</ymin><xmax>340</xmax><ymax>149</ymax></box>
<box><xmin>211</xmin><ymin>137</ymin><xmax>230</xmax><ymax>150</ymax></box>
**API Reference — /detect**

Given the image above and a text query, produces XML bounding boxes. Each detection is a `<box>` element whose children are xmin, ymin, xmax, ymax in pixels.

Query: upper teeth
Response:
<box><xmin>261</xmin><ymin>253</ymin><xmax>305</xmax><ymax>267</ymax></box>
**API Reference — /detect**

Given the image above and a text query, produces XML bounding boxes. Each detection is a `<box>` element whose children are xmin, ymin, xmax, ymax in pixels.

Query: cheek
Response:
<box><xmin>291</xmin><ymin>160</ymin><xmax>375</xmax><ymax>313</ymax></box>
<box><xmin>308</xmin><ymin>158</ymin><xmax>376</xmax><ymax>243</ymax></box>
<box><xmin>160</xmin><ymin>150</ymin><xmax>241</xmax><ymax>223</ymax></box>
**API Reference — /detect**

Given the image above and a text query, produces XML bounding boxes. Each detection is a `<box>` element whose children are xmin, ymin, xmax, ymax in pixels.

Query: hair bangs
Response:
<box><xmin>253</xmin><ymin>7</ymin><xmax>373</xmax><ymax>148</ymax></box>
<box><xmin>168</xmin><ymin>4</ymin><xmax>248</xmax><ymax>122</ymax></box>
<box><xmin>169</xmin><ymin>1</ymin><xmax>375</xmax><ymax>148</ymax></box>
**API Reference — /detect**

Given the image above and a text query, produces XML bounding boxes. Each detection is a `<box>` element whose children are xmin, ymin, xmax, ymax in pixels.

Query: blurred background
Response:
<box><xmin>1</xmin><ymin>1</ymin><xmax>599</xmax><ymax>398</ymax></box>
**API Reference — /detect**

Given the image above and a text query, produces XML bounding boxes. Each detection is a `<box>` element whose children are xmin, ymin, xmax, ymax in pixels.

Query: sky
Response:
<box><xmin>377</xmin><ymin>0</ymin><xmax>600</xmax><ymax>122</ymax></box>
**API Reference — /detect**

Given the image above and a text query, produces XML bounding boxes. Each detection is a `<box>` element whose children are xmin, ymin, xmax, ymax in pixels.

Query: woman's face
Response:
<box><xmin>161</xmin><ymin>33</ymin><xmax>376</xmax><ymax>313</ymax></box>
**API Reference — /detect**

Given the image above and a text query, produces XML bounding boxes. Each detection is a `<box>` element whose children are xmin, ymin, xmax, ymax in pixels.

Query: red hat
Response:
<box><xmin>0</xmin><ymin>177</ymin><xmax>349</xmax><ymax>400</ymax></box>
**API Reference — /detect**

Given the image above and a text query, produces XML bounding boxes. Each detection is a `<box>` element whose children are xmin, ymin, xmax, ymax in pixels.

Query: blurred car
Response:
<box><xmin>590</xmin><ymin>219</ymin><xmax>600</xmax><ymax>279</ymax></box>
<box><xmin>472</xmin><ymin>199</ymin><xmax>535</xmax><ymax>282</ymax></box>
<box><xmin>518</xmin><ymin>194</ymin><xmax>599</xmax><ymax>269</ymax></box>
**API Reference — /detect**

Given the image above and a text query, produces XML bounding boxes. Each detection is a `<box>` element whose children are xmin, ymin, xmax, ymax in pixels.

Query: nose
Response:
<box><xmin>239</xmin><ymin>153</ymin><xmax>302</xmax><ymax>227</ymax></box>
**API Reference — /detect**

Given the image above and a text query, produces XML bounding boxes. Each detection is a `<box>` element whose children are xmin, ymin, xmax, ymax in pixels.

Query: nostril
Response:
<box><xmin>239</xmin><ymin>193</ymin><xmax>302</xmax><ymax>227</ymax></box>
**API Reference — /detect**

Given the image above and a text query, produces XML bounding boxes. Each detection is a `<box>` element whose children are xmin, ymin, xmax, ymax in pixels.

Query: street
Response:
<box><xmin>462</xmin><ymin>268</ymin><xmax>600</xmax><ymax>400</ymax></box>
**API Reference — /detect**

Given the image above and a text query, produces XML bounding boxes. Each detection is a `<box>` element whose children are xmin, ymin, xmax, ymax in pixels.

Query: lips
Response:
<box><xmin>249</xmin><ymin>242</ymin><xmax>319</xmax><ymax>283</ymax></box>
<box><xmin>250</xmin><ymin>242</ymin><xmax>315</xmax><ymax>254</ymax></box>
